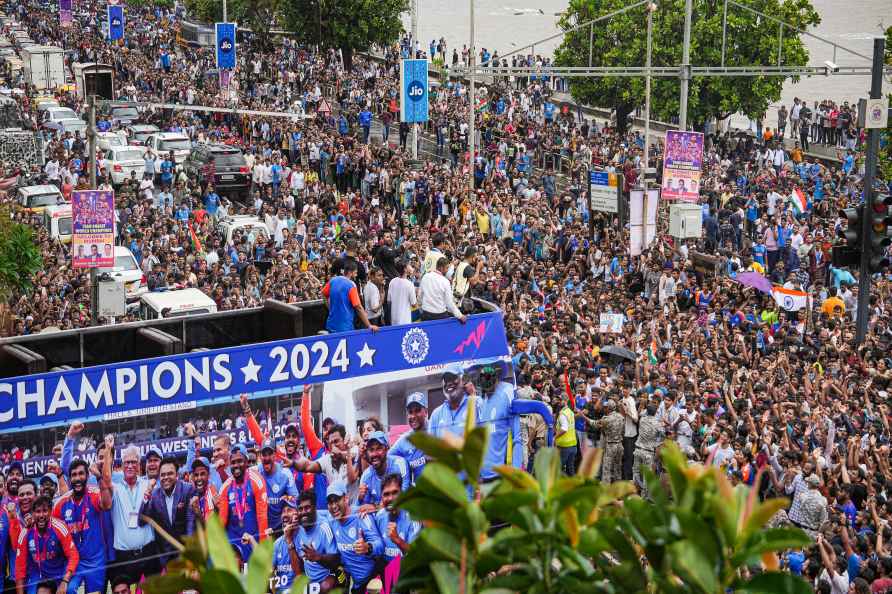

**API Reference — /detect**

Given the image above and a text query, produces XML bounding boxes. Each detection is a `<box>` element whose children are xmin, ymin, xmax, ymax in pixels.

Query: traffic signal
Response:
<box><xmin>868</xmin><ymin>193</ymin><xmax>892</xmax><ymax>272</ymax></box>
<box><xmin>834</xmin><ymin>206</ymin><xmax>863</xmax><ymax>269</ymax></box>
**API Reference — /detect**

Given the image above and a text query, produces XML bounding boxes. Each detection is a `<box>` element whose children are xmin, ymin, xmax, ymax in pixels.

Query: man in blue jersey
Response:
<box><xmin>52</xmin><ymin>460</ymin><xmax>111</xmax><ymax>594</ymax></box>
<box><xmin>476</xmin><ymin>364</ymin><xmax>524</xmax><ymax>482</ymax></box>
<box><xmin>357</xmin><ymin>432</ymin><xmax>409</xmax><ymax>510</ymax></box>
<box><xmin>256</xmin><ymin>439</ymin><xmax>300</xmax><ymax>533</ymax></box>
<box><xmin>270</xmin><ymin>498</ymin><xmax>300</xmax><ymax>594</ymax></box>
<box><xmin>327</xmin><ymin>483</ymin><xmax>383</xmax><ymax>593</ymax></box>
<box><xmin>373</xmin><ymin>474</ymin><xmax>420</xmax><ymax>563</ymax></box>
<box><xmin>294</xmin><ymin>490</ymin><xmax>339</xmax><ymax>593</ymax></box>
<box><xmin>429</xmin><ymin>364</ymin><xmax>479</xmax><ymax>439</ymax></box>
<box><xmin>321</xmin><ymin>259</ymin><xmax>379</xmax><ymax>333</ymax></box>
<box><xmin>390</xmin><ymin>393</ymin><xmax>428</xmax><ymax>484</ymax></box>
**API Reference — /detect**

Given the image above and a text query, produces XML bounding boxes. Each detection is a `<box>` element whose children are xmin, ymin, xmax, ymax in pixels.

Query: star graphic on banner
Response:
<box><xmin>241</xmin><ymin>358</ymin><xmax>261</xmax><ymax>384</ymax></box>
<box><xmin>356</xmin><ymin>342</ymin><xmax>376</xmax><ymax>367</ymax></box>
<box><xmin>410</xmin><ymin>338</ymin><xmax>421</xmax><ymax>353</ymax></box>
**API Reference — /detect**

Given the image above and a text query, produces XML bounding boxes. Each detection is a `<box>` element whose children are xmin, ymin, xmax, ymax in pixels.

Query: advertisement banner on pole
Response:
<box><xmin>588</xmin><ymin>170</ymin><xmax>620</xmax><ymax>213</ymax></box>
<box><xmin>661</xmin><ymin>130</ymin><xmax>703</xmax><ymax>203</ymax></box>
<box><xmin>59</xmin><ymin>0</ymin><xmax>72</xmax><ymax>26</ymax></box>
<box><xmin>71</xmin><ymin>190</ymin><xmax>115</xmax><ymax>269</ymax></box>
<box><xmin>399</xmin><ymin>59</ymin><xmax>429</xmax><ymax>123</ymax></box>
<box><xmin>0</xmin><ymin>313</ymin><xmax>512</xmax><ymax>433</ymax></box>
<box><xmin>107</xmin><ymin>5</ymin><xmax>124</xmax><ymax>41</ymax></box>
<box><xmin>215</xmin><ymin>22</ymin><xmax>237</xmax><ymax>70</ymax></box>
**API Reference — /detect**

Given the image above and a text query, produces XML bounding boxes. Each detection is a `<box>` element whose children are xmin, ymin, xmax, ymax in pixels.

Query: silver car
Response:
<box><xmin>101</xmin><ymin>146</ymin><xmax>146</xmax><ymax>186</ymax></box>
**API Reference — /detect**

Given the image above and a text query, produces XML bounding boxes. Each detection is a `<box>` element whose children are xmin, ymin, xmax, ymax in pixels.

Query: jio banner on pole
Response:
<box><xmin>399</xmin><ymin>59</ymin><xmax>429</xmax><ymax>123</ymax></box>
<box><xmin>59</xmin><ymin>0</ymin><xmax>72</xmax><ymax>27</ymax></box>
<box><xmin>71</xmin><ymin>190</ymin><xmax>115</xmax><ymax>269</ymax></box>
<box><xmin>107</xmin><ymin>5</ymin><xmax>124</xmax><ymax>41</ymax></box>
<box><xmin>661</xmin><ymin>130</ymin><xmax>703</xmax><ymax>203</ymax></box>
<box><xmin>216</xmin><ymin>22</ymin><xmax>236</xmax><ymax>69</ymax></box>
<box><xmin>0</xmin><ymin>313</ymin><xmax>510</xmax><ymax>433</ymax></box>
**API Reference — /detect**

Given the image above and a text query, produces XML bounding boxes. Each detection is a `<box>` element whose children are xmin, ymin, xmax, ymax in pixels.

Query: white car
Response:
<box><xmin>100</xmin><ymin>146</ymin><xmax>146</xmax><ymax>186</ymax></box>
<box><xmin>41</xmin><ymin>106</ymin><xmax>78</xmax><ymax>127</ymax></box>
<box><xmin>98</xmin><ymin>246</ymin><xmax>147</xmax><ymax>301</ymax></box>
<box><xmin>217</xmin><ymin>214</ymin><xmax>271</xmax><ymax>247</ymax></box>
<box><xmin>96</xmin><ymin>131</ymin><xmax>127</xmax><ymax>151</ymax></box>
<box><xmin>47</xmin><ymin>117</ymin><xmax>87</xmax><ymax>136</ymax></box>
<box><xmin>144</xmin><ymin>132</ymin><xmax>191</xmax><ymax>166</ymax></box>
<box><xmin>126</xmin><ymin>123</ymin><xmax>159</xmax><ymax>146</ymax></box>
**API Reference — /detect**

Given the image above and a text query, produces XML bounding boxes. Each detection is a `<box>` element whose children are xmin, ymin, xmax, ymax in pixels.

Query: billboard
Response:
<box><xmin>399</xmin><ymin>59</ymin><xmax>429</xmax><ymax>123</ymax></box>
<box><xmin>215</xmin><ymin>22</ymin><xmax>237</xmax><ymax>69</ymax></box>
<box><xmin>107</xmin><ymin>5</ymin><xmax>124</xmax><ymax>41</ymax></box>
<box><xmin>661</xmin><ymin>130</ymin><xmax>703</xmax><ymax>203</ymax></box>
<box><xmin>588</xmin><ymin>170</ymin><xmax>620</xmax><ymax>213</ymax></box>
<box><xmin>0</xmin><ymin>313</ymin><xmax>510</xmax><ymax>433</ymax></box>
<box><xmin>71</xmin><ymin>190</ymin><xmax>115</xmax><ymax>269</ymax></box>
<box><xmin>59</xmin><ymin>0</ymin><xmax>72</xmax><ymax>26</ymax></box>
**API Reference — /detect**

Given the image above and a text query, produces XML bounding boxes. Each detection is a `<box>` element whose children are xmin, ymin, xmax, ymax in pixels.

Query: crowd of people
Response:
<box><xmin>0</xmin><ymin>0</ymin><xmax>890</xmax><ymax>591</ymax></box>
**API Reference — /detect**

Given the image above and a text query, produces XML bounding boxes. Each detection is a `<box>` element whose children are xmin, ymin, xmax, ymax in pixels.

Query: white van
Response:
<box><xmin>98</xmin><ymin>246</ymin><xmax>147</xmax><ymax>301</ymax></box>
<box><xmin>43</xmin><ymin>203</ymin><xmax>72</xmax><ymax>243</ymax></box>
<box><xmin>139</xmin><ymin>288</ymin><xmax>217</xmax><ymax>320</ymax></box>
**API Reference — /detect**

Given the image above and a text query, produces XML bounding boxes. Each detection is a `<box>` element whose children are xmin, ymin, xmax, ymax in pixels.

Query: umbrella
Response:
<box><xmin>600</xmin><ymin>345</ymin><xmax>637</xmax><ymax>362</ymax></box>
<box><xmin>735</xmin><ymin>271</ymin><xmax>773</xmax><ymax>295</ymax></box>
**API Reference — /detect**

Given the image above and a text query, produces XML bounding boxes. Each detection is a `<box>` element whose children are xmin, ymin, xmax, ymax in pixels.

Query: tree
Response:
<box><xmin>397</xmin><ymin>426</ymin><xmax>812</xmax><ymax>594</ymax></box>
<box><xmin>280</xmin><ymin>0</ymin><xmax>407</xmax><ymax>70</ymax></box>
<box><xmin>0</xmin><ymin>207</ymin><xmax>42</xmax><ymax>302</ymax></box>
<box><xmin>554</xmin><ymin>0</ymin><xmax>820</xmax><ymax>134</ymax></box>
<box><xmin>879</xmin><ymin>25</ymin><xmax>892</xmax><ymax>184</ymax></box>
<box><xmin>182</xmin><ymin>0</ymin><xmax>281</xmax><ymax>48</ymax></box>
<box><xmin>142</xmin><ymin>513</ymin><xmax>295</xmax><ymax>594</ymax></box>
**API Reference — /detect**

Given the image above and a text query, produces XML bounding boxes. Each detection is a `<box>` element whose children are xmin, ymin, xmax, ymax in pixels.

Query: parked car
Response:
<box><xmin>143</xmin><ymin>132</ymin><xmax>191</xmax><ymax>165</ymax></box>
<box><xmin>96</xmin><ymin>130</ymin><xmax>127</xmax><ymax>151</ymax></box>
<box><xmin>125</xmin><ymin>123</ymin><xmax>159</xmax><ymax>146</ymax></box>
<box><xmin>183</xmin><ymin>143</ymin><xmax>250</xmax><ymax>200</ymax></box>
<box><xmin>41</xmin><ymin>106</ymin><xmax>78</xmax><ymax>128</ymax></box>
<box><xmin>15</xmin><ymin>184</ymin><xmax>66</xmax><ymax>213</ymax></box>
<box><xmin>100</xmin><ymin>145</ymin><xmax>145</xmax><ymax>186</ymax></box>
<box><xmin>45</xmin><ymin>117</ymin><xmax>87</xmax><ymax>136</ymax></box>
<box><xmin>108</xmin><ymin>103</ymin><xmax>139</xmax><ymax>126</ymax></box>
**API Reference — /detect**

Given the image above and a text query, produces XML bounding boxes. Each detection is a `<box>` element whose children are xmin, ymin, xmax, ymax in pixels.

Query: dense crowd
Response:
<box><xmin>0</xmin><ymin>0</ymin><xmax>890</xmax><ymax>592</ymax></box>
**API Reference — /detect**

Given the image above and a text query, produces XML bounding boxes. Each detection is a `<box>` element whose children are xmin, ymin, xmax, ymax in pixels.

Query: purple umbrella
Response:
<box><xmin>735</xmin><ymin>271</ymin><xmax>773</xmax><ymax>295</ymax></box>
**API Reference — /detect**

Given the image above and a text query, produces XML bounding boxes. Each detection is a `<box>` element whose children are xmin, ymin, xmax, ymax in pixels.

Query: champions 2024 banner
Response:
<box><xmin>661</xmin><ymin>130</ymin><xmax>704</xmax><ymax>203</ymax></box>
<box><xmin>71</xmin><ymin>190</ymin><xmax>115</xmax><ymax>269</ymax></box>
<box><xmin>0</xmin><ymin>313</ymin><xmax>509</xmax><ymax>434</ymax></box>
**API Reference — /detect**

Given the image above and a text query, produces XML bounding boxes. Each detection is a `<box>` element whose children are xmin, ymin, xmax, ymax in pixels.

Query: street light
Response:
<box><xmin>643</xmin><ymin>2</ymin><xmax>656</xmax><ymax>181</ymax></box>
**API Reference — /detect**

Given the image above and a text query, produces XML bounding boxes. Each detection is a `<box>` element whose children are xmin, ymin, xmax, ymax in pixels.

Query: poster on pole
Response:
<box><xmin>215</xmin><ymin>22</ymin><xmax>236</xmax><ymax>70</ymax></box>
<box><xmin>107</xmin><ymin>5</ymin><xmax>124</xmax><ymax>41</ymax></box>
<box><xmin>399</xmin><ymin>59</ymin><xmax>429</xmax><ymax>123</ymax></box>
<box><xmin>71</xmin><ymin>190</ymin><xmax>115</xmax><ymax>269</ymax></box>
<box><xmin>588</xmin><ymin>170</ymin><xmax>620</xmax><ymax>213</ymax></box>
<box><xmin>661</xmin><ymin>130</ymin><xmax>703</xmax><ymax>203</ymax></box>
<box><xmin>59</xmin><ymin>0</ymin><xmax>72</xmax><ymax>26</ymax></box>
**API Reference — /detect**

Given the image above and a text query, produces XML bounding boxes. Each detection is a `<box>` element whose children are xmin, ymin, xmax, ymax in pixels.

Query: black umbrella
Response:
<box><xmin>600</xmin><ymin>345</ymin><xmax>638</xmax><ymax>362</ymax></box>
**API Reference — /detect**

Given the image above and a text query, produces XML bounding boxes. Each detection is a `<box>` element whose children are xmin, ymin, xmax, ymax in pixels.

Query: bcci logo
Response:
<box><xmin>407</xmin><ymin>81</ymin><xmax>425</xmax><ymax>101</ymax></box>
<box><xmin>401</xmin><ymin>327</ymin><xmax>430</xmax><ymax>365</ymax></box>
<box><xmin>219</xmin><ymin>37</ymin><xmax>233</xmax><ymax>52</ymax></box>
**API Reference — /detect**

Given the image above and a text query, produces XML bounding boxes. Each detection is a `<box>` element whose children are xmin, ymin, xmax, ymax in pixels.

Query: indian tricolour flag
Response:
<box><xmin>772</xmin><ymin>286</ymin><xmax>809</xmax><ymax>311</ymax></box>
<box><xmin>789</xmin><ymin>187</ymin><xmax>808</xmax><ymax>215</ymax></box>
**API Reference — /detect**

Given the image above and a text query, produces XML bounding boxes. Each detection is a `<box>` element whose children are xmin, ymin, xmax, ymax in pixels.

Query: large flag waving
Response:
<box><xmin>789</xmin><ymin>187</ymin><xmax>808</xmax><ymax>216</ymax></box>
<box><xmin>772</xmin><ymin>286</ymin><xmax>809</xmax><ymax>311</ymax></box>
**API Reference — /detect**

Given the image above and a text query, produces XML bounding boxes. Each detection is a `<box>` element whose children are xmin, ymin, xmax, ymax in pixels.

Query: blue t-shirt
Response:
<box><xmin>294</xmin><ymin>520</ymin><xmax>338</xmax><ymax>584</ymax></box>
<box><xmin>359</xmin><ymin>110</ymin><xmax>372</xmax><ymax>128</ymax></box>
<box><xmin>390</xmin><ymin>430</ymin><xmax>427</xmax><ymax>484</ymax></box>
<box><xmin>324</xmin><ymin>275</ymin><xmax>358</xmax><ymax>333</ymax></box>
<box><xmin>373</xmin><ymin>509</ymin><xmax>420</xmax><ymax>561</ymax></box>
<box><xmin>256</xmin><ymin>464</ymin><xmax>299</xmax><ymax>531</ymax></box>
<box><xmin>478</xmin><ymin>382</ymin><xmax>523</xmax><ymax>480</ymax></box>
<box><xmin>270</xmin><ymin>536</ymin><xmax>297</xmax><ymax>593</ymax></box>
<box><xmin>359</xmin><ymin>456</ymin><xmax>410</xmax><ymax>505</ymax></box>
<box><xmin>329</xmin><ymin>513</ymin><xmax>383</xmax><ymax>583</ymax></box>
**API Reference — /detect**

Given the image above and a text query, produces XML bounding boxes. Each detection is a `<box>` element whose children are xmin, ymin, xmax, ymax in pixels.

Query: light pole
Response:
<box><xmin>410</xmin><ymin>0</ymin><xmax>418</xmax><ymax>159</ymax></box>
<box><xmin>679</xmin><ymin>0</ymin><xmax>691</xmax><ymax>129</ymax></box>
<box><xmin>223</xmin><ymin>0</ymin><xmax>227</xmax><ymax>23</ymax></box>
<box><xmin>468</xmin><ymin>0</ymin><xmax>475</xmax><ymax>201</ymax></box>
<box><xmin>643</xmin><ymin>2</ymin><xmax>655</xmax><ymax>179</ymax></box>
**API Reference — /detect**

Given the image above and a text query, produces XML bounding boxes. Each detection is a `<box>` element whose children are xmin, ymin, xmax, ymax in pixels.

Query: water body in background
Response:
<box><xmin>406</xmin><ymin>0</ymin><xmax>890</xmax><ymax>126</ymax></box>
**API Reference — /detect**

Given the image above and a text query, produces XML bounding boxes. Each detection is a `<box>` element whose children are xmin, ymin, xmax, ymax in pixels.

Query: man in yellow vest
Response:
<box><xmin>553</xmin><ymin>393</ymin><xmax>578</xmax><ymax>475</ymax></box>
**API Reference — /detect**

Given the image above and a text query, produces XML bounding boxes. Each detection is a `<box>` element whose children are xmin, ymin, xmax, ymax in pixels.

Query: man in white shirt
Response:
<box><xmin>363</xmin><ymin>267</ymin><xmax>384</xmax><ymax>326</ymax></box>
<box><xmin>388</xmin><ymin>262</ymin><xmax>417</xmax><ymax>326</ymax></box>
<box><xmin>621</xmin><ymin>388</ymin><xmax>639</xmax><ymax>480</ymax></box>
<box><xmin>419</xmin><ymin>256</ymin><xmax>466</xmax><ymax>323</ymax></box>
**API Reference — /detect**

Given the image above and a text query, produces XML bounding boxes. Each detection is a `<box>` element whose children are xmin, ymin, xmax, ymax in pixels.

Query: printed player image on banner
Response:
<box><xmin>71</xmin><ymin>189</ymin><xmax>115</xmax><ymax>268</ymax></box>
<box><xmin>661</xmin><ymin>130</ymin><xmax>704</xmax><ymax>203</ymax></box>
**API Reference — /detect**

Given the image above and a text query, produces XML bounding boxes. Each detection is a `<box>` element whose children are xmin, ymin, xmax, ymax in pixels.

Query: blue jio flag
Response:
<box><xmin>107</xmin><ymin>5</ymin><xmax>124</xmax><ymax>41</ymax></box>
<box><xmin>400</xmin><ymin>59</ymin><xmax>429</xmax><ymax>123</ymax></box>
<box><xmin>216</xmin><ymin>22</ymin><xmax>237</xmax><ymax>69</ymax></box>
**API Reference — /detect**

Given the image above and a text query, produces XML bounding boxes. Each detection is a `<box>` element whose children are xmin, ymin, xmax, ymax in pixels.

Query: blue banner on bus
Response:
<box><xmin>107</xmin><ymin>5</ymin><xmax>124</xmax><ymax>41</ymax></box>
<box><xmin>0</xmin><ymin>313</ymin><xmax>509</xmax><ymax>433</ymax></box>
<box><xmin>399</xmin><ymin>59</ymin><xmax>429</xmax><ymax>123</ymax></box>
<box><xmin>215</xmin><ymin>22</ymin><xmax>236</xmax><ymax>69</ymax></box>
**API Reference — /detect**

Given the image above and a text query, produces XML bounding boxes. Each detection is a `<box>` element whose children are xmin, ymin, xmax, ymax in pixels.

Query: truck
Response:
<box><xmin>72</xmin><ymin>62</ymin><xmax>115</xmax><ymax>101</ymax></box>
<box><xmin>20</xmin><ymin>45</ymin><xmax>65</xmax><ymax>91</ymax></box>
